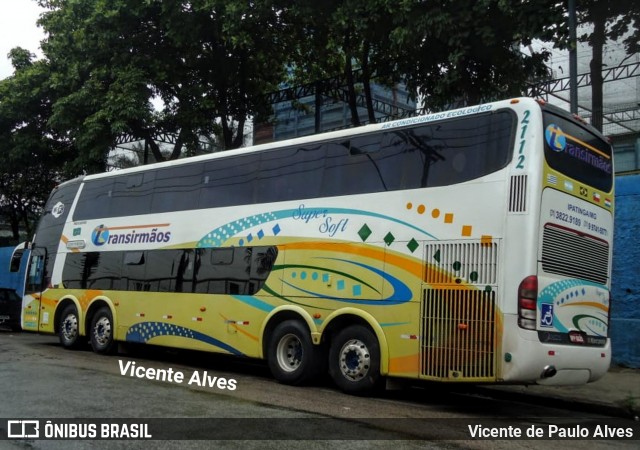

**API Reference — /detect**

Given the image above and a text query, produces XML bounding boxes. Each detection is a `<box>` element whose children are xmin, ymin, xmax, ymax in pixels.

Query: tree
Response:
<box><xmin>0</xmin><ymin>50</ymin><xmax>68</xmax><ymax>239</ymax></box>
<box><xmin>37</xmin><ymin>0</ymin><xmax>292</xmax><ymax>172</ymax></box>
<box><xmin>281</xmin><ymin>0</ymin><xmax>402</xmax><ymax>127</ymax></box>
<box><xmin>388</xmin><ymin>0</ymin><xmax>560</xmax><ymax>111</ymax></box>
<box><xmin>285</xmin><ymin>0</ymin><xmax>559</xmax><ymax>121</ymax></box>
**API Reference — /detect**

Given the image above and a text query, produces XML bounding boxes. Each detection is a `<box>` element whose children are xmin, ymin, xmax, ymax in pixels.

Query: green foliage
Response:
<box><xmin>281</xmin><ymin>0</ymin><xmax>561</xmax><ymax>114</ymax></box>
<box><xmin>0</xmin><ymin>57</ymin><xmax>67</xmax><ymax>239</ymax></box>
<box><xmin>36</xmin><ymin>0</ymin><xmax>290</xmax><ymax>170</ymax></box>
<box><xmin>386</xmin><ymin>0</ymin><xmax>562</xmax><ymax>109</ymax></box>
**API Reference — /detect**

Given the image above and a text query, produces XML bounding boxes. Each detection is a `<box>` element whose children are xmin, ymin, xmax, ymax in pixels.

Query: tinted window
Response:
<box><xmin>151</xmin><ymin>164</ymin><xmax>202</xmax><ymax>213</ymax></box>
<box><xmin>359</xmin><ymin>132</ymin><xmax>426</xmax><ymax>191</ymax></box>
<box><xmin>407</xmin><ymin>112</ymin><xmax>514</xmax><ymax>187</ymax></box>
<box><xmin>111</xmin><ymin>172</ymin><xmax>155</xmax><ymax>217</ymax></box>
<box><xmin>323</xmin><ymin>111</ymin><xmax>514</xmax><ymax>195</ymax></box>
<box><xmin>72</xmin><ymin>111</ymin><xmax>515</xmax><ymax>219</ymax></box>
<box><xmin>32</xmin><ymin>179</ymin><xmax>82</xmax><ymax>292</ymax></box>
<box><xmin>195</xmin><ymin>247</ymin><xmax>271</xmax><ymax>295</ymax></box>
<box><xmin>73</xmin><ymin>178</ymin><xmax>114</xmax><ymax>220</ymax></box>
<box><xmin>144</xmin><ymin>250</ymin><xmax>183</xmax><ymax>292</ymax></box>
<box><xmin>63</xmin><ymin>252</ymin><xmax>122</xmax><ymax>290</ymax></box>
<box><xmin>323</xmin><ymin>141</ymin><xmax>388</xmax><ymax>196</ymax></box>
<box><xmin>257</xmin><ymin>145</ymin><xmax>324</xmax><ymax>202</ymax></box>
<box><xmin>200</xmin><ymin>155</ymin><xmax>259</xmax><ymax>209</ymax></box>
<box><xmin>10</xmin><ymin>249</ymin><xmax>24</xmax><ymax>273</ymax></box>
<box><xmin>62</xmin><ymin>246</ymin><xmax>277</xmax><ymax>295</ymax></box>
<box><xmin>543</xmin><ymin>111</ymin><xmax>613</xmax><ymax>192</ymax></box>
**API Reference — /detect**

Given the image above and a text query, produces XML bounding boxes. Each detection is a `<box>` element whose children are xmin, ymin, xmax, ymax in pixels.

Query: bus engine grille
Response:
<box><xmin>541</xmin><ymin>223</ymin><xmax>609</xmax><ymax>285</ymax></box>
<box><xmin>420</xmin><ymin>288</ymin><xmax>497</xmax><ymax>381</ymax></box>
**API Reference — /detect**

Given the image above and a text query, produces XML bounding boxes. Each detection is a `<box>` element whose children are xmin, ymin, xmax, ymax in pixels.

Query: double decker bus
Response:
<box><xmin>13</xmin><ymin>97</ymin><xmax>613</xmax><ymax>394</ymax></box>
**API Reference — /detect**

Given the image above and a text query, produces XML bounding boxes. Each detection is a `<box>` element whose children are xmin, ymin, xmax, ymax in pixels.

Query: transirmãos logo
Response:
<box><xmin>92</xmin><ymin>224</ymin><xmax>110</xmax><ymax>246</ymax></box>
<box><xmin>544</xmin><ymin>123</ymin><xmax>612</xmax><ymax>174</ymax></box>
<box><xmin>545</xmin><ymin>124</ymin><xmax>566</xmax><ymax>152</ymax></box>
<box><xmin>91</xmin><ymin>224</ymin><xmax>172</xmax><ymax>247</ymax></box>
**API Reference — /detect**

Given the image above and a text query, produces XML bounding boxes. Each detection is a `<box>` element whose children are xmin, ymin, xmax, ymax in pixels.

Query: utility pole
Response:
<box><xmin>568</xmin><ymin>0</ymin><xmax>578</xmax><ymax>114</ymax></box>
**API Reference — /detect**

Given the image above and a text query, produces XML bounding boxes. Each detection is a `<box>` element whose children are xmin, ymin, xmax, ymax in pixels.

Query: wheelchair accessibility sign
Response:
<box><xmin>540</xmin><ymin>303</ymin><xmax>554</xmax><ymax>328</ymax></box>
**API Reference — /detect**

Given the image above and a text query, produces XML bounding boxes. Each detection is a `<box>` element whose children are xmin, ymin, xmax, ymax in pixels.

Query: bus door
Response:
<box><xmin>22</xmin><ymin>247</ymin><xmax>47</xmax><ymax>331</ymax></box>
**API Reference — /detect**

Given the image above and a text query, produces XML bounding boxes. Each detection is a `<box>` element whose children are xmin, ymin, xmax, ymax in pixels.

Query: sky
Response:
<box><xmin>0</xmin><ymin>0</ymin><xmax>46</xmax><ymax>79</ymax></box>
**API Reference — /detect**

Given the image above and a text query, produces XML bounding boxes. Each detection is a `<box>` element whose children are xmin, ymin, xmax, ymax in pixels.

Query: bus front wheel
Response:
<box><xmin>90</xmin><ymin>306</ymin><xmax>115</xmax><ymax>354</ymax></box>
<box><xmin>267</xmin><ymin>320</ymin><xmax>318</xmax><ymax>385</ymax></box>
<box><xmin>328</xmin><ymin>325</ymin><xmax>382</xmax><ymax>395</ymax></box>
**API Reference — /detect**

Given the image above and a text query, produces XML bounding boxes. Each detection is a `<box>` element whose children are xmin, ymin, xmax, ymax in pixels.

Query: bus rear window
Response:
<box><xmin>543</xmin><ymin>111</ymin><xmax>613</xmax><ymax>192</ymax></box>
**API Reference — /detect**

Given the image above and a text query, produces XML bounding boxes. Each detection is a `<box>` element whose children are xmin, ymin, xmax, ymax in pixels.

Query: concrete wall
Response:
<box><xmin>611</xmin><ymin>174</ymin><xmax>640</xmax><ymax>368</ymax></box>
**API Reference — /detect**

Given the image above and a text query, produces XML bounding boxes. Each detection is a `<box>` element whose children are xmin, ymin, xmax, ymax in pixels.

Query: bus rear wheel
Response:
<box><xmin>90</xmin><ymin>306</ymin><xmax>115</xmax><ymax>354</ymax></box>
<box><xmin>58</xmin><ymin>304</ymin><xmax>82</xmax><ymax>349</ymax></box>
<box><xmin>328</xmin><ymin>325</ymin><xmax>382</xmax><ymax>395</ymax></box>
<box><xmin>267</xmin><ymin>320</ymin><xmax>318</xmax><ymax>385</ymax></box>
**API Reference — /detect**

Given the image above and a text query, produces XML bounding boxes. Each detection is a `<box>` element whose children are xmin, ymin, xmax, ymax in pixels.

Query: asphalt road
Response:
<box><xmin>0</xmin><ymin>330</ymin><xmax>637</xmax><ymax>450</ymax></box>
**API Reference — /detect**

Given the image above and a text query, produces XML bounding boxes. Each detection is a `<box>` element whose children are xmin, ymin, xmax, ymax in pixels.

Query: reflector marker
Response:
<box><xmin>225</xmin><ymin>320</ymin><xmax>250</xmax><ymax>325</ymax></box>
<box><xmin>400</xmin><ymin>334</ymin><xmax>419</xmax><ymax>340</ymax></box>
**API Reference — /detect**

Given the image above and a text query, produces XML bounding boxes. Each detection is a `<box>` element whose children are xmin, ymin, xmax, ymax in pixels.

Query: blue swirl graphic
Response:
<box><xmin>538</xmin><ymin>279</ymin><xmax>608</xmax><ymax>334</ymax></box>
<box><xmin>282</xmin><ymin>258</ymin><xmax>413</xmax><ymax>305</ymax></box>
<box><xmin>198</xmin><ymin>206</ymin><xmax>437</xmax><ymax>247</ymax></box>
<box><xmin>126</xmin><ymin>322</ymin><xmax>243</xmax><ymax>355</ymax></box>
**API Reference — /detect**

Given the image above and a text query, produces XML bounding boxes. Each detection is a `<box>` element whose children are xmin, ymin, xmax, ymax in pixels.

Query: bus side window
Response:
<box><xmin>9</xmin><ymin>250</ymin><xmax>24</xmax><ymax>273</ymax></box>
<box><xmin>123</xmin><ymin>251</ymin><xmax>148</xmax><ymax>291</ymax></box>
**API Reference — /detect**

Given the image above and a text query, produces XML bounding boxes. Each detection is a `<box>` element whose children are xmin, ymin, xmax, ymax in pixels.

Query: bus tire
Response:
<box><xmin>90</xmin><ymin>306</ymin><xmax>116</xmax><ymax>354</ymax></box>
<box><xmin>328</xmin><ymin>325</ymin><xmax>382</xmax><ymax>395</ymax></box>
<box><xmin>58</xmin><ymin>304</ymin><xmax>82</xmax><ymax>349</ymax></box>
<box><xmin>267</xmin><ymin>320</ymin><xmax>318</xmax><ymax>385</ymax></box>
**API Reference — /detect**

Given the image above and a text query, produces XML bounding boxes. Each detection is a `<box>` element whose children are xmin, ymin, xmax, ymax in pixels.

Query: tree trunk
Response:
<box><xmin>361</xmin><ymin>41</ymin><xmax>377</xmax><ymax>124</ymax></box>
<box><xmin>344</xmin><ymin>33</ymin><xmax>360</xmax><ymax>127</ymax></box>
<box><xmin>232</xmin><ymin>116</ymin><xmax>246</xmax><ymax>149</ymax></box>
<box><xmin>221</xmin><ymin>117</ymin><xmax>233</xmax><ymax>150</ymax></box>
<box><xmin>169</xmin><ymin>131</ymin><xmax>184</xmax><ymax>160</ymax></box>
<box><xmin>9</xmin><ymin>212</ymin><xmax>20</xmax><ymax>240</ymax></box>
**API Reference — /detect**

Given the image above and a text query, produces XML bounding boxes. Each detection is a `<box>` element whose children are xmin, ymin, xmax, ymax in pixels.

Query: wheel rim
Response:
<box><xmin>61</xmin><ymin>313</ymin><xmax>78</xmax><ymax>342</ymax></box>
<box><xmin>93</xmin><ymin>316</ymin><xmax>112</xmax><ymax>347</ymax></box>
<box><xmin>338</xmin><ymin>339</ymin><xmax>370</xmax><ymax>381</ymax></box>
<box><xmin>275</xmin><ymin>333</ymin><xmax>303</xmax><ymax>373</ymax></box>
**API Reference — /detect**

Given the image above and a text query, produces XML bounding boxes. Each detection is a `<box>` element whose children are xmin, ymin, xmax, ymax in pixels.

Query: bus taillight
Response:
<box><xmin>518</xmin><ymin>275</ymin><xmax>538</xmax><ymax>330</ymax></box>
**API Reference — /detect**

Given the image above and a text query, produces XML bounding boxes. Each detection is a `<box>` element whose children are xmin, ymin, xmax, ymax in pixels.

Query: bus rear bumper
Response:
<box><xmin>535</xmin><ymin>369</ymin><xmax>590</xmax><ymax>385</ymax></box>
<box><xmin>503</xmin><ymin>343</ymin><xmax>611</xmax><ymax>385</ymax></box>
<box><xmin>501</xmin><ymin>318</ymin><xmax>611</xmax><ymax>385</ymax></box>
